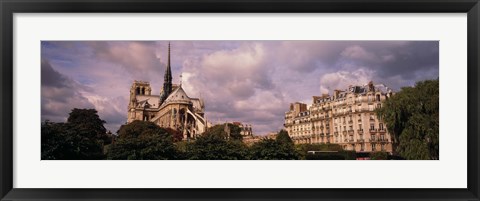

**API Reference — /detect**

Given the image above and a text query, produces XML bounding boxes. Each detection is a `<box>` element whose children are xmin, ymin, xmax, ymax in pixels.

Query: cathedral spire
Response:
<box><xmin>161</xmin><ymin>42</ymin><xmax>173</xmax><ymax>104</ymax></box>
<box><xmin>179</xmin><ymin>73</ymin><xmax>183</xmax><ymax>87</ymax></box>
<box><xmin>164</xmin><ymin>42</ymin><xmax>173</xmax><ymax>84</ymax></box>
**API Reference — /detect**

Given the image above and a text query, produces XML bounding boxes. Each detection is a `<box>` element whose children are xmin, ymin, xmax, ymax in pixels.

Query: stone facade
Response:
<box><xmin>127</xmin><ymin>43</ymin><xmax>207</xmax><ymax>140</ymax></box>
<box><xmin>284</xmin><ymin>81</ymin><xmax>395</xmax><ymax>153</ymax></box>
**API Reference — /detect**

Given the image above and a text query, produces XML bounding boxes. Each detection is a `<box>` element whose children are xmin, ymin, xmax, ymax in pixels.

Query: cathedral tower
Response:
<box><xmin>128</xmin><ymin>81</ymin><xmax>152</xmax><ymax>122</ymax></box>
<box><xmin>160</xmin><ymin>42</ymin><xmax>173</xmax><ymax>104</ymax></box>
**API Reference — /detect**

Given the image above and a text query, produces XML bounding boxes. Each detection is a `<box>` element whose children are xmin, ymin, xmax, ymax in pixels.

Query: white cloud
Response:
<box><xmin>319</xmin><ymin>68</ymin><xmax>375</xmax><ymax>94</ymax></box>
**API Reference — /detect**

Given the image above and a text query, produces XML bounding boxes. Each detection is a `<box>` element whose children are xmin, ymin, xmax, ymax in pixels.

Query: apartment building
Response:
<box><xmin>284</xmin><ymin>81</ymin><xmax>394</xmax><ymax>153</ymax></box>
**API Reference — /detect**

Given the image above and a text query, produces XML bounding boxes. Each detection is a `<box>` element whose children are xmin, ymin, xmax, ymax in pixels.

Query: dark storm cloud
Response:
<box><xmin>41</xmin><ymin>59</ymin><xmax>127</xmax><ymax>132</ymax></box>
<box><xmin>41</xmin><ymin>59</ymin><xmax>94</xmax><ymax>121</ymax></box>
<box><xmin>338</xmin><ymin>41</ymin><xmax>438</xmax><ymax>77</ymax></box>
<box><xmin>41</xmin><ymin>59</ymin><xmax>69</xmax><ymax>87</ymax></box>
<box><xmin>377</xmin><ymin>41</ymin><xmax>439</xmax><ymax>79</ymax></box>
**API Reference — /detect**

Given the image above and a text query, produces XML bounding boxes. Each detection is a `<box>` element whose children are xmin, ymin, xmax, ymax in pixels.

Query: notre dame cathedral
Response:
<box><xmin>127</xmin><ymin>43</ymin><xmax>207</xmax><ymax>140</ymax></box>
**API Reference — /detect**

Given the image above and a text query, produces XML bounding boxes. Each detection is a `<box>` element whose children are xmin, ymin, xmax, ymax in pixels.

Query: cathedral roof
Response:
<box><xmin>190</xmin><ymin>98</ymin><xmax>205</xmax><ymax>112</ymax></box>
<box><xmin>163</xmin><ymin>85</ymin><xmax>191</xmax><ymax>104</ymax></box>
<box><xmin>136</xmin><ymin>95</ymin><xmax>160</xmax><ymax>108</ymax></box>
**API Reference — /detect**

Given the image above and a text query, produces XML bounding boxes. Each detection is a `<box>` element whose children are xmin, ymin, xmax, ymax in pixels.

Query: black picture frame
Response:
<box><xmin>1</xmin><ymin>0</ymin><xmax>479</xmax><ymax>200</ymax></box>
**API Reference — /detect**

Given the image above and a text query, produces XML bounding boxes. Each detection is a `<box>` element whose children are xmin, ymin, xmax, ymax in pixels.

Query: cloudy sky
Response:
<box><xmin>41</xmin><ymin>41</ymin><xmax>438</xmax><ymax>135</ymax></box>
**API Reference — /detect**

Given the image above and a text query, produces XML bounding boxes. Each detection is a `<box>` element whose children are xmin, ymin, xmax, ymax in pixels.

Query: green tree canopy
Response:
<box><xmin>376</xmin><ymin>79</ymin><xmax>439</xmax><ymax>160</ymax></box>
<box><xmin>165</xmin><ymin>128</ymin><xmax>183</xmax><ymax>142</ymax></box>
<box><xmin>249</xmin><ymin>139</ymin><xmax>298</xmax><ymax>160</ymax></box>
<box><xmin>41</xmin><ymin>108</ymin><xmax>109</xmax><ymax>160</ymax></box>
<box><xmin>187</xmin><ymin>132</ymin><xmax>249</xmax><ymax>160</ymax></box>
<box><xmin>203</xmin><ymin>123</ymin><xmax>243</xmax><ymax>141</ymax></box>
<box><xmin>370</xmin><ymin>151</ymin><xmax>389</xmax><ymax>160</ymax></box>
<box><xmin>68</xmin><ymin>108</ymin><xmax>108</xmax><ymax>140</ymax></box>
<box><xmin>276</xmin><ymin>129</ymin><xmax>293</xmax><ymax>145</ymax></box>
<box><xmin>107</xmin><ymin>120</ymin><xmax>176</xmax><ymax>160</ymax></box>
<box><xmin>42</xmin><ymin>121</ymin><xmax>104</xmax><ymax>160</ymax></box>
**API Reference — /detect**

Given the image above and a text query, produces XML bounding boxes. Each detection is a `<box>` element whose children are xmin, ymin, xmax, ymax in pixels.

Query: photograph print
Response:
<box><xmin>41</xmin><ymin>40</ymin><xmax>439</xmax><ymax>160</ymax></box>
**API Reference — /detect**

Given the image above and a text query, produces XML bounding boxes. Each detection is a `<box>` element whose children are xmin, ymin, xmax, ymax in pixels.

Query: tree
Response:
<box><xmin>276</xmin><ymin>129</ymin><xmax>293</xmax><ymax>145</ymax></box>
<box><xmin>165</xmin><ymin>128</ymin><xmax>183</xmax><ymax>142</ymax></box>
<box><xmin>204</xmin><ymin>123</ymin><xmax>243</xmax><ymax>141</ymax></box>
<box><xmin>249</xmin><ymin>139</ymin><xmax>298</xmax><ymax>160</ymax></box>
<box><xmin>248</xmin><ymin>130</ymin><xmax>298</xmax><ymax>160</ymax></box>
<box><xmin>41</xmin><ymin>108</ymin><xmax>108</xmax><ymax>160</ymax></box>
<box><xmin>376</xmin><ymin>79</ymin><xmax>439</xmax><ymax>160</ymax></box>
<box><xmin>68</xmin><ymin>108</ymin><xmax>109</xmax><ymax>143</ymax></box>
<box><xmin>107</xmin><ymin>120</ymin><xmax>176</xmax><ymax>160</ymax></box>
<box><xmin>370</xmin><ymin>151</ymin><xmax>389</xmax><ymax>160</ymax></box>
<box><xmin>187</xmin><ymin>133</ymin><xmax>249</xmax><ymax>160</ymax></box>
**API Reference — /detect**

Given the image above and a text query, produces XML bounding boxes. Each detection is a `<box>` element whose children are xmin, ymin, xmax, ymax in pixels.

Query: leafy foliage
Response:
<box><xmin>68</xmin><ymin>108</ymin><xmax>110</xmax><ymax>143</ymax></box>
<box><xmin>204</xmin><ymin>123</ymin><xmax>243</xmax><ymax>141</ymax></box>
<box><xmin>376</xmin><ymin>79</ymin><xmax>439</xmax><ymax>160</ymax></box>
<box><xmin>249</xmin><ymin>139</ymin><xmax>298</xmax><ymax>160</ymax></box>
<box><xmin>165</xmin><ymin>127</ymin><xmax>183</xmax><ymax>142</ymax></box>
<box><xmin>276</xmin><ymin>129</ymin><xmax>293</xmax><ymax>144</ymax></box>
<box><xmin>107</xmin><ymin>120</ymin><xmax>176</xmax><ymax>160</ymax></box>
<box><xmin>249</xmin><ymin>130</ymin><xmax>298</xmax><ymax>160</ymax></box>
<box><xmin>187</xmin><ymin>133</ymin><xmax>249</xmax><ymax>160</ymax></box>
<box><xmin>370</xmin><ymin>151</ymin><xmax>389</xmax><ymax>160</ymax></box>
<box><xmin>41</xmin><ymin>108</ymin><xmax>109</xmax><ymax>160</ymax></box>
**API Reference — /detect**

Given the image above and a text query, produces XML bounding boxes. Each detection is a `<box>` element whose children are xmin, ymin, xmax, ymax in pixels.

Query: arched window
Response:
<box><xmin>136</xmin><ymin>87</ymin><xmax>140</xmax><ymax>95</ymax></box>
<box><xmin>141</xmin><ymin>87</ymin><xmax>145</xmax><ymax>95</ymax></box>
<box><xmin>376</xmin><ymin>94</ymin><xmax>381</xmax><ymax>101</ymax></box>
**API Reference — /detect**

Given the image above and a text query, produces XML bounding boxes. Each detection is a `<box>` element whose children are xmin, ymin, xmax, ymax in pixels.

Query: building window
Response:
<box><xmin>372</xmin><ymin>143</ymin><xmax>376</xmax><ymax>151</ymax></box>
<box><xmin>379</xmin><ymin>123</ymin><xmax>384</xmax><ymax>130</ymax></box>
<box><xmin>370</xmin><ymin>123</ymin><xmax>375</xmax><ymax>131</ymax></box>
